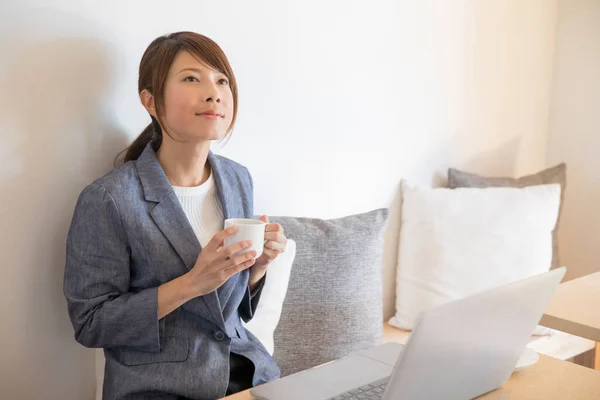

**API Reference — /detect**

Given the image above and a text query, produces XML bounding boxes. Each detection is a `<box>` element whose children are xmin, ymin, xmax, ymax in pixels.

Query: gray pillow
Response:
<box><xmin>270</xmin><ymin>208</ymin><xmax>389</xmax><ymax>376</ymax></box>
<box><xmin>448</xmin><ymin>163</ymin><xmax>566</xmax><ymax>270</ymax></box>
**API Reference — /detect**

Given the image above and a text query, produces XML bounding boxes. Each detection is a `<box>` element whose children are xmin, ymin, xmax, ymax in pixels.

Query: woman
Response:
<box><xmin>63</xmin><ymin>31</ymin><xmax>287</xmax><ymax>400</ymax></box>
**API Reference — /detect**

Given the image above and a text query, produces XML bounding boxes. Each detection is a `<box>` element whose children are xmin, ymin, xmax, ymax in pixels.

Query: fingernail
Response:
<box><xmin>246</xmin><ymin>240</ymin><xmax>252</xmax><ymax>246</ymax></box>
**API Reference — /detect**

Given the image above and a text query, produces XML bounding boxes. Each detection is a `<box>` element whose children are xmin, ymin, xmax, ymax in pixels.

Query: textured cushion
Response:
<box><xmin>389</xmin><ymin>181</ymin><xmax>561</xmax><ymax>336</ymax></box>
<box><xmin>271</xmin><ymin>209</ymin><xmax>389</xmax><ymax>376</ymax></box>
<box><xmin>448</xmin><ymin>163</ymin><xmax>566</xmax><ymax>270</ymax></box>
<box><xmin>243</xmin><ymin>239</ymin><xmax>297</xmax><ymax>355</ymax></box>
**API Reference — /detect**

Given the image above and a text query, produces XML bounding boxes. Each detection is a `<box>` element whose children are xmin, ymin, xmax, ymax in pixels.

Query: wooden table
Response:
<box><xmin>220</xmin><ymin>353</ymin><xmax>600</xmax><ymax>399</ymax></box>
<box><xmin>540</xmin><ymin>271</ymin><xmax>600</xmax><ymax>342</ymax></box>
<box><xmin>475</xmin><ymin>353</ymin><xmax>600</xmax><ymax>399</ymax></box>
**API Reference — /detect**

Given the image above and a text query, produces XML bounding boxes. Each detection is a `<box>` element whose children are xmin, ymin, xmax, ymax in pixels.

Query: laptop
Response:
<box><xmin>251</xmin><ymin>267</ymin><xmax>566</xmax><ymax>400</ymax></box>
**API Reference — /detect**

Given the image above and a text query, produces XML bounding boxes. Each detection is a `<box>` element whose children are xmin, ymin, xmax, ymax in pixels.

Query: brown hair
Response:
<box><xmin>114</xmin><ymin>31</ymin><xmax>238</xmax><ymax>166</ymax></box>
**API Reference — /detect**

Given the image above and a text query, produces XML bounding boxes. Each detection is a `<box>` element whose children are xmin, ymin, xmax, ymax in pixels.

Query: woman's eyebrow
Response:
<box><xmin>179</xmin><ymin>67</ymin><xmax>204</xmax><ymax>74</ymax></box>
<box><xmin>178</xmin><ymin>67</ymin><xmax>227</xmax><ymax>79</ymax></box>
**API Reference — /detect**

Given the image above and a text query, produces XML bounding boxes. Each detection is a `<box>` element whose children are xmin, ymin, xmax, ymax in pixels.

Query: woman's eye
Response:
<box><xmin>184</xmin><ymin>76</ymin><xmax>199</xmax><ymax>82</ymax></box>
<box><xmin>219</xmin><ymin>78</ymin><xmax>229</xmax><ymax>85</ymax></box>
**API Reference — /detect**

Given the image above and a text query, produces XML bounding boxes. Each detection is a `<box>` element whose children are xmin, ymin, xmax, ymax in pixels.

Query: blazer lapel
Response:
<box><xmin>149</xmin><ymin>196</ymin><xmax>199</xmax><ymax>272</ymax></box>
<box><xmin>207</xmin><ymin>151</ymin><xmax>248</xmax><ymax>310</ymax></box>
<box><xmin>136</xmin><ymin>143</ymin><xmax>226</xmax><ymax>330</ymax></box>
<box><xmin>207</xmin><ymin>150</ymin><xmax>244</xmax><ymax>221</ymax></box>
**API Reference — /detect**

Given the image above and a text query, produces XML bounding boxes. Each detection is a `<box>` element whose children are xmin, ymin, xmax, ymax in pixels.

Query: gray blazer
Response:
<box><xmin>63</xmin><ymin>142</ymin><xmax>280</xmax><ymax>400</ymax></box>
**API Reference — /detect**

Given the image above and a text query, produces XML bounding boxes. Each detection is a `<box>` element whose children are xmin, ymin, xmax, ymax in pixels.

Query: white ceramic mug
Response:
<box><xmin>223</xmin><ymin>218</ymin><xmax>266</xmax><ymax>258</ymax></box>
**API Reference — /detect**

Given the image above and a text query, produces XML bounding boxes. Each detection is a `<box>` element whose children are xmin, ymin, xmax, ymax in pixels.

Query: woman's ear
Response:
<box><xmin>140</xmin><ymin>89</ymin><xmax>157</xmax><ymax>118</ymax></box>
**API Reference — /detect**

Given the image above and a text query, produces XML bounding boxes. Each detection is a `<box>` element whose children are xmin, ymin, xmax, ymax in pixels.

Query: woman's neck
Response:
<box><xmin>156</xmin><ymin>138</ymin><xmax>212</xmax><ymax>187</ymax></box>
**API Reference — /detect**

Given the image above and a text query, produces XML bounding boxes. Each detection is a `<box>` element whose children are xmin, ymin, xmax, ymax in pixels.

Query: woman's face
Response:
<box><xmin>159</xmin><ymin>51</ymin><xmax>234</xmax><ymax>142</ymax></box>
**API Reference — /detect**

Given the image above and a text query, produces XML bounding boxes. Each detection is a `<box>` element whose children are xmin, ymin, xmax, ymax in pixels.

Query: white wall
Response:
<box><xmin>547</xmin><ymin>0</ymin><xmax>600</xmax><ymax>281</ymax></box>
<box><xmin>0</xmin><ymin>1</ymin><xmax>558</xmax><ymax>398</ymax></box>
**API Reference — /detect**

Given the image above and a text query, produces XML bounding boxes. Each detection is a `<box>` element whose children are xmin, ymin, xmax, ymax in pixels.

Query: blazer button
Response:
<box><xmin>214</xmin><ymin>330</ymin><xmax>225</xmax><ymax>341</ymax></box>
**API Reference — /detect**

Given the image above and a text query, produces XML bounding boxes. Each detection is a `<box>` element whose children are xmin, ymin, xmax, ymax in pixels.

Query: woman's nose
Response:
<box><xmin>204</xmin><ymin>83</ymin><xmax>221</xmax><ymax>103</ymax></box>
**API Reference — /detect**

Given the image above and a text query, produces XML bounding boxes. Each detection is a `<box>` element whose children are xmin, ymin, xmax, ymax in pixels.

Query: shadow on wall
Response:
<box><xmin>457</xmin><ymin>136</ymin><xmax>523</xmax><ymax>180</ymax></box>
<box><xmin>546</xmin><ymin>0</ymin><xmax>600</xmax><ymax>280</ymax></box>
<box><xmin>0</xmin><ymin>35</ymin><xmax>129</xmax><ymax>399</ymax></box>
<box><xmin>381</xmin><ymin>134</ymin><xmax>522</xmax><ymax>321</ymax></box>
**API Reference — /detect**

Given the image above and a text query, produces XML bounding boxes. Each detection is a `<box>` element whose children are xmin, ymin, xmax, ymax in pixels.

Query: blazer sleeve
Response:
<box><xmin>239</xmin><ymin>273</ymin><xmax>267</xmax><ymax>323</ymax></box>
<box><xmin>63</xmin><ymin>183</ymin><xmax>161</xmax><ymax>353</ymax></box>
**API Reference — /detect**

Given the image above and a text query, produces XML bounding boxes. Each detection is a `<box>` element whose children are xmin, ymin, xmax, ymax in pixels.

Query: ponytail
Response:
<box><xmin>113</xmin><ymin>116</ymin><xmax>162</xmax><ymax>167</ymax></box>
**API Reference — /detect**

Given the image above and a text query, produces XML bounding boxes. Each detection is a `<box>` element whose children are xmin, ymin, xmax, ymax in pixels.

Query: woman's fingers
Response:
<box><xmin>206</xmin><ymin>226</ymin><xmax>239</xmax><ymax>251</ymax></box>
<box><xmin>265</xmin><ymin>223</ymin><xmax>285</xmax><ymax>237</ymax></box>
<box><xmin>264</xmin><ymin>227</ymin><xmax>287</xmax><ymax>252</ymax></box>
<box><xmin>261</xmin><ymin>247</ymin><xmax>278</xmax><ymax>261</ymax></box>
<box><xmin>265</xmin><ymin>231</ymin><xmax>286</xmax><ymax>243</ymax></box>
<box><xmin>222</xmin><ymin>254</ymin><xmax>256</xmax><ymax>278</ymax></box>
<box><xmin>223</xmin><ymin>249</ymin><xmax>256</xmax><ymax>267</ymax></box>
<box><xmin>223</xmin><ymin>240</ymin><xmax>252</xmax><ymax>258</ymax></box>
<box><xmin>264</xmin><ymin>239</ymin><xmax>286</xmax><ymax>253</ymax></box>
<box><xmin>264</xmin><ymin>231</ymin><xmax>280</xmax><ymax>241</ymax></box>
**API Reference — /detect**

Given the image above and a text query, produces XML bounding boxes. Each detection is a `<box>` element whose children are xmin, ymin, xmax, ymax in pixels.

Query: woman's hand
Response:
<box><xmin>185</xmin><ymin>226</ymin><xmax>258</xmax><ymax>297</ymax></box>
<box><xmin>158</xmin><ymin>226</ymin><xmax>257</xmax><ymax>319</ymax></box>
<box><xmin>250</xmin><ymin>216</ymin><xmax>288</xmax><ymax>287</ymax></box>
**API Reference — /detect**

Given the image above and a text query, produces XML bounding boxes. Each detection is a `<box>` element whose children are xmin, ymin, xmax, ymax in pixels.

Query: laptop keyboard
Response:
<box><xmin>328</xmin><ymin>377</ymin><xmax>390</xmax><ymax>400</ymax></box>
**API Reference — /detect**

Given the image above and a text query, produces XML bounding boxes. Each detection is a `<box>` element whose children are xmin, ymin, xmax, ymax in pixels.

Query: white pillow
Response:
<box><xmin>388</xmin><ymin>181</ymin><xmax>560</xmax><ymax>336</ymax></box>
<box><xmin>243</xmin><ymin>239</ymin><xmax>296</xmax><ymax>354</ymax></box>
<box><xmin>95</xmin><ymin>239</ymin><xmax>296</xmax><ymax>399</ymax></box>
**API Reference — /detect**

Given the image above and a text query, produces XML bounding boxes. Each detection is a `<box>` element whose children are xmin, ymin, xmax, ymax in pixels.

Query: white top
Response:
<box><xmin>171</xmin><ymin>170</ymin><xmax>224</xmax><ymax>248</ymax></box>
